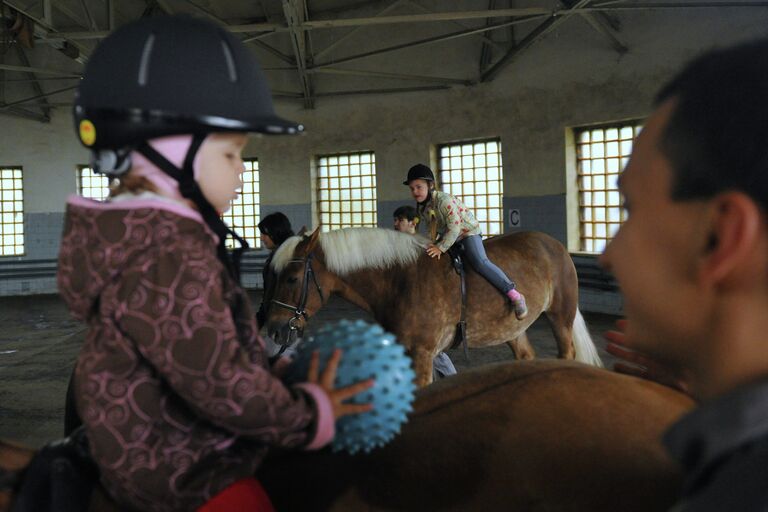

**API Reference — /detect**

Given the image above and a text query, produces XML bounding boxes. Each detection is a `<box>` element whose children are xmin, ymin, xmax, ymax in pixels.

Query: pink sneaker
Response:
<box><xmin>506</xmin><ymin>289</ymin><xmax>528</xmax><ymax>320</ymax></box>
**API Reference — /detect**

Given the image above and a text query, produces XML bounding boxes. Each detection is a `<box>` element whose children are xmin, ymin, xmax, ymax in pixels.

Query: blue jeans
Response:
<box><xmin>456</xmin><ymin>235</ymin><xmax>515</xmax><ymax>294</ymax></box>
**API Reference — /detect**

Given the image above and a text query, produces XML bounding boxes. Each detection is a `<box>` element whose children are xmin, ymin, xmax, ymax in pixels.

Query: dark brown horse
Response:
<box><xmin>265</xmin><ymin>228</ymin><xmax>603</xmax><ymax>386</ymax></box>
<box><xmin>1</xmin><ymin>361</ymin><xmax>693</xmax><ymax>512</ymax></box>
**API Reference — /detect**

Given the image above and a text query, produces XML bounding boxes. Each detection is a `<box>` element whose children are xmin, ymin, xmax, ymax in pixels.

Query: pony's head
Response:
<box><xmin>264</xmin><ymin>226</ymin><xmax>427</xmax><ymax>344</ymax></box>
<box><xmin>266</xmin><ymin>228</ymin><xmax>333</xmax><ymax>345</ymax></box>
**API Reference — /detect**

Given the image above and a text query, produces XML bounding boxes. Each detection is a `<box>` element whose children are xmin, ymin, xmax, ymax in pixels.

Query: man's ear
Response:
<box><xmin>700</xmin><ymin>192</ymin><xmax>763</xmax><ymax>287</ymax></box>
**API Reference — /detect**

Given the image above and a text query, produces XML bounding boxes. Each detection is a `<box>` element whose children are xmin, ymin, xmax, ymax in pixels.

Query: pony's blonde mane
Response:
<box><xmin>271</xmin><ymin>228</ymin><xmax>428</xmax><ymax>275</ymax></box>
<box><xmin>271</xmin><ymin>235</ymin><xmax>303</xmax><ymax>271</ymax></box>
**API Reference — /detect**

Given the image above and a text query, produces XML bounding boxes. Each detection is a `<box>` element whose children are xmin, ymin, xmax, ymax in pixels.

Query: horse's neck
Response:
<box><xmin>333</xmin><ymin>266</ymin><xmax>400</xmax><ymax>314</ymax></box>
<box><xmin>334</xmin><ymin>277</ymin><xmax>374</xmax><ymax>313</ymax></box>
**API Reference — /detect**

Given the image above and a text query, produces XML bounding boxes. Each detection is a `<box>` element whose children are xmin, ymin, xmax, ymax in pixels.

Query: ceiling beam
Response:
<box><xmin>586</xmin><ymin>0</ymin><xmax>622</xmax><ymax>31</ymax></box>
<box><xmin>405</xmin><ymin>0</ymin><xmax>505</xmax><ymax>52</ymax></box>
<box><xmin>1</xmin><ymin>76</ymin><xmax>81</xmax><ymax>82</ymax></box>
<box><xmin>314</xmin><ymin>84</ymin><xmax>449</xmax><ymax>98</ymax></box>
<box><xmin>304</xmin><ymin>7</ymin><xmax>551</xmax><ymax>28</ymax></box>
<box><xmin>283</xmin><ymin>0</ymin><xmax>314</xmax><ymax>108</ymax></box>
<box><xmin>311</xmin><ymin>0</ymin><xmax>397</xmax><ymax>17</ymax></box>
<box><xmin>53</xmin><ymin>1</ymin><xmax>92</xmax><ymax>29</ymax></box>
<box><xmin>481</xmin><ymin>0</ymin><xmax>591</xmax><ymax>82</ymax></box>
<box><xmin>42</xmin><ymin>0</ymin><xmax>52</xmax><ymax>25</ymax></box>
<box><xmin>312</xmin><ymin>14</ymin><xmax>547</xmax><ymax>69</ymax></box>
<box><xmin>0</xmin><ymin>64</ymin><xmax>80</xmax><ymax>77</ymax></box>
<box><xmin>174</xmin><ymin>0</ymin><xmax>295</xmax><ymax>65</ymax></box>
<box><xmin>78</xmin><ymin>0</ymin><xmax>98</xmax><ymax>30</ymax></box>
<box><xmin>0</xmin><ymin>106</ymin><xmax>50</xmax><ymax>122</ymax></box>
<box><xmin>592</xmin><ymin>1</ymin><xmax>768</xmax><ymax>9</ymax></box>
<box><xmin>315</xmin><ymin>0</ymin><xmax>407</xmax><ymax>60</ymax></box>
<box><xmin>107</xmin><ymin>0</ymin><xmax>115</xmax><ymax>30</ymax></box>
<box><xmin>155</xmin><ymin>0</ymin><xmax>176</xmax><ymax>14</ymax></box>
<box><xmin>561</xmin><ymin>0</ymin><xmax>627</xmax><ymax>54</ymax></box>
<box><xmin>14</xmin><ymin>45</ymin><xmax>51</xmax><ymax>120</ymax></box>
<box><xmin>272</xmin><ymin>90</ymin><xmax>304</xmax><ymax>99</ymax></box>
<box><xmin>479</xmin><ymin>0</ymin><xmax>496</xmax><ymax>78</ymax></box>
<box><xmin>49</xmin><ymin>2</ymin><xmax>768</xmax><ymax>40</ymax></box>
<box><xmin>310</xmin><ymin>67</ymin><xmax>472</xmax><ymax>86</ymax></box>
<box><xmin>0</xmin><ymin>50</ymin><xmax>4</xmax><ymax>105</ymax></box>
<box><xmin>0</xmin><ymin>84</ymin><xmax>78</xmax><ymax>109</ymax></box>
<box><xmin>578</xmin><ymin>11</ymin><xmax>627</xmax><ymax>54</ymax></box>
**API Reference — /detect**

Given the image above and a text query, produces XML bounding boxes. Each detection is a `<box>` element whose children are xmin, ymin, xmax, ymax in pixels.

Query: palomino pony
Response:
<box><xmin>1</xmin><ymin>362</ymin><xmax>693</xmax><ymax>511</ymax></box>
<box><xmin>265</xmin><ymin>227</ymin><xmax>603</xmax><ymax>386</ymax></box>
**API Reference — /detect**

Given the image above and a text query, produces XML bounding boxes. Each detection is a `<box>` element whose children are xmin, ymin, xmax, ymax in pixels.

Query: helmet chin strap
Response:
<box><xmin>136</xmin><ymin>135</ymin><xmax>249</xmax><ymax>283</ymax></box>
<box><xmin>417</xmin><ymin>188</ymin><xmax>433</xmax><ymax>206</ymax></box>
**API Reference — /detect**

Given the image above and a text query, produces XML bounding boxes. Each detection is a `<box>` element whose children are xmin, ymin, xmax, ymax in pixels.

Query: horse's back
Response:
<box><xmin>260</xmin><ymin>361</ymin><xmax>693</xmax><ymax>511</ymax></box>
<box><xmin>482</xmin><ymin>230</ymin><xmax>575</xmax><ymax>289</ymax></box>
<box><xmin>455</xmin><ymin>231</ymin><xmax>578</xmax><ymax>350</ymax></box>
<box><xmin>485</xmin><ymin>230</ymin><xmax>570</xmax><ymax>259</ymax></box>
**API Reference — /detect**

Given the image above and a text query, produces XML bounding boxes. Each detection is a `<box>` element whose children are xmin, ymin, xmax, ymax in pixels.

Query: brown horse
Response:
<box><xmin>1</xmin><ymin>361</ymin><xmax>693</xmax><ymax>512</ymax></box>
<box><xmin>265</xmin><ymin>227</ymin><xmax>603</xmax><ymax>386</ymax></box>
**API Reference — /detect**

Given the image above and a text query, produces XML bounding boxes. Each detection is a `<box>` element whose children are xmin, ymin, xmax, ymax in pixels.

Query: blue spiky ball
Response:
<box><xmin>284</xmin><ymin>320</ymin><xmax>416</xmax><ymax>454</ymax></box>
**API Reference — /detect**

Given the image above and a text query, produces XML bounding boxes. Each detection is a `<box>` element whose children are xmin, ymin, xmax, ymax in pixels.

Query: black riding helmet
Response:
<box><xmin>74</xmin><ymin>15</ymin><xmax>302</xmax><ymax>155</ymax></box>
<box><xmin>403</xmin><ymin>163</ymin><xmax>435</xmax><ymax>185</ymax></box>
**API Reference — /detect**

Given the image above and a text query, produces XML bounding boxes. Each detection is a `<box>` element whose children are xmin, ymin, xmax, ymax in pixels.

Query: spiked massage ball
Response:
<box><xmin>284</xmin><ymin>320</ymin><xmax>416</xmax><ymax>454</ymax></box>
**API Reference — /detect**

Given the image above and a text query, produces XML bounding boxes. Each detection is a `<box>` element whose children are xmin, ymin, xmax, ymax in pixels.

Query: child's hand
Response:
<box><xmin>605</xmin><ymin>319</ymin><xmax>692</xmax><ymax>395</ymax></box>
<box><xmin>426</xmin><ymin>244</ymin><xmax>442</xmax><ymax>259</ymax></box>
<box><xmin>307</xmin><ymin>349</ymin><xmax>375</xmax><ymax>420</ymax></box>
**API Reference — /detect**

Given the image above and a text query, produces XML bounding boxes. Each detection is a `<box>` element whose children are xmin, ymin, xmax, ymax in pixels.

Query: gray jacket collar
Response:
<box><xmin>664</xmin><ymin>378</ymin><xmax>768</xmax><ymax>494</ymax></box>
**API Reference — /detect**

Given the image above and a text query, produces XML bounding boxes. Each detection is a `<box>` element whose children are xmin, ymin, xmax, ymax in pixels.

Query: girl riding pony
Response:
<box><xmin>404</xmin><ymin>164</ymin><xmax>528</xmax><ymax>319</ymax></box>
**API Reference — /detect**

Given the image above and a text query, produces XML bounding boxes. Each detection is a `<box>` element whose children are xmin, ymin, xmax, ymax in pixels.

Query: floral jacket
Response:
<box><xmin>416</xmin><ymin>190</ymin><xmax>482</xmax><ymax>252</ymax></box>
<box><xmin>57</xmin><ymin>194</ymin><xmax>334</xmax><ymax>512</ymax></box>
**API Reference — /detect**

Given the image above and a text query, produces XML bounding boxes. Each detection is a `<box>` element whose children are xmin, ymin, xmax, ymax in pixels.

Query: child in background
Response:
<box><xmin>58</xmin><ymin>15</ymin><xmax>372</xmax><ymax>512</ymax></box>
<box><xmin>393</xmin><ymin>205</ymin><xmax>419</xmax><ymax>235</ymax></box>
<box><xmin>392</xmin><ymin>205</ymin><xmax>457</xmax><ymax>379</ymax></box>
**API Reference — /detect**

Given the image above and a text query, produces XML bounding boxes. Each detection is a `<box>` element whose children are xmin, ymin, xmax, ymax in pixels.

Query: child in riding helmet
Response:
<box><xmin>404</xmin><ymin>164</ymin><xmax>528</xmax><ymax>319</ymax></box>
<box><xmin>57</xmin><ymin>15</ymin><xmax>372</xmax><ymax>512</ymax></box>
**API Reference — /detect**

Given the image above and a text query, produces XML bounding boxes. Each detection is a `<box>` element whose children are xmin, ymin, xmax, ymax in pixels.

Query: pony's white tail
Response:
<box><xmin>572</xmin><ymin>309</ymin><xmax>604</xmax><ymax>368</ymax></box>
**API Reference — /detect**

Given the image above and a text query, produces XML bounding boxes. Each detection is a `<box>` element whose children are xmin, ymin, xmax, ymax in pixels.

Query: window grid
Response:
<box><xmin>317</xmin><ymin>151</ymin><xmax>377</xmax><ymax>231</ymax></box>
<box><xmin>0</xmin><ymin>167</ymin><xmax>24</xmax><ymax>256</ymax></box>
<box><xmin>77</xmin><ymin>166</ymin><xmax>111</xmax><ymax>200</ymax></box>
<box><xmin>437</xmin><ymin>139</ymin><xmax>504</xmax><ymax>238</ymax></box>
<box><xmin>223</xmin><ymin>159</ymin><xmax>260</xmax><ymax>249</ymax></box>
<box><xmin>576</xmin><ymin>123</ymin><xmax>643</xmax><ymax>253</ymax></box>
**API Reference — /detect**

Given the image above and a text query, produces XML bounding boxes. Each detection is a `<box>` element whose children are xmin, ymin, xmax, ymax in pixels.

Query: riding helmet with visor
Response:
<box><xmin>73</xmin><ymin>15</ymin><xmax>303</xmax><ymax>280</ymax></box>
<box><xmin>403</xmin><ymin>164</ymin><xmax>435</xmax><ymax>185</ymax></box>
<box><xmin>74</xmin><ymin>14</ymin><xmax>302</xmax><ymax>165</ymax></box>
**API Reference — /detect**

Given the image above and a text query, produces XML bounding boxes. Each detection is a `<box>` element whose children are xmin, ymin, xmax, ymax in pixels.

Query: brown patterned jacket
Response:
<box><xmin>57</xmin><ymin>195</ymin><xmax>334</xmax><ymax>511</ymax></box>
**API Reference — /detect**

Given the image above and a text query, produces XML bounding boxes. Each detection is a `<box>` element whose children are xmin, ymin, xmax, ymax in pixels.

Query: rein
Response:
<box><xmin>271</xmin><ymin>253</ymin><xmax>324</xmax><ymax>337</ymax></box>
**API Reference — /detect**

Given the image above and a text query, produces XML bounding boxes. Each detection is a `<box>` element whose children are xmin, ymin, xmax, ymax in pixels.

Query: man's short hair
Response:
<box><xmin>655</xmin><ymin>38</ymin><xmax>768</xmax><ymax>212</ymax></box>
<box><xmin>393</xmin><ymin>205</ymin><xmax>418</xmax><ymax>221</ymax></box>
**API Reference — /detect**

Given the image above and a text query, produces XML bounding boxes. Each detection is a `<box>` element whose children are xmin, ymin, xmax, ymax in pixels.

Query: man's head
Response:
<box><xmin>258</xmin><ymin>212</ymin><xmax>295</xmax><ymax>250</ymax></box>
<box><xmin>393</xmin><ymin>205</ymin><xmax>419</xmax><ymax>234</ymax></box>
<box><xmin>600</xmin><ymin>39</ymin><xmax>768</xmax><ymax>390</ymax></box>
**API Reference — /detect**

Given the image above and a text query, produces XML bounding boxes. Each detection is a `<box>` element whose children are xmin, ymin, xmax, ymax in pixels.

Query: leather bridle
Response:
<box><xmin>270</xmin><ymin>253</ymin><xmax>324</xmax><ymax>336</ymax></box>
